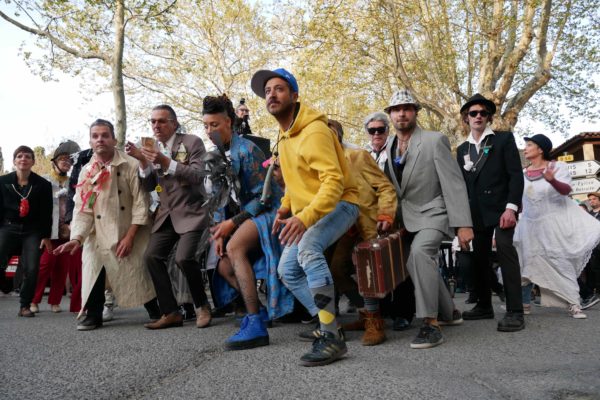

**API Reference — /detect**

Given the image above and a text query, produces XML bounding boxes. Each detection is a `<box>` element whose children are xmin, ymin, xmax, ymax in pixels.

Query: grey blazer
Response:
<box><xmin>385</xmin><ymin>127</ymin><xmax>472</xmax><ymax>237</ymax></box>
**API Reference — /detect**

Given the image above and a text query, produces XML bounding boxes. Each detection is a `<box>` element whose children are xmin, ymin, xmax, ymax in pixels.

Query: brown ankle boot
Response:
<box><xmin>342</xmin><ymin>309</ymin><xmax>367</xmax><ymax>331</ymax></box>
<box><xmin>361</xmin><ymin>311</ymin><xmax>386</xmax><ymax>346</ymax></box>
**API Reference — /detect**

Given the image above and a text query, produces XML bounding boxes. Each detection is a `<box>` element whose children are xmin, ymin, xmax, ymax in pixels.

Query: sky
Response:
<box><xmin>1</xmin><ymin>15</ymin><xmax>599</xmax><ymax>170</ymax></box>
<box><xmin>0</xmin><ymin>22</ymin><xmax>114</xmax><ymax>167</ymax></box>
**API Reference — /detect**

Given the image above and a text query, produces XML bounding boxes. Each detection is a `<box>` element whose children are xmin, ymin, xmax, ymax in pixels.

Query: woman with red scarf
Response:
<box><xmin>0</xmin><ymin>145</ymin><xmax>52</xmax><ymax>317</ymax></box>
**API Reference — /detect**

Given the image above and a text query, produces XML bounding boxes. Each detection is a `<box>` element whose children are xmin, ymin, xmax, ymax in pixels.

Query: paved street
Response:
<box><xmin>1</xmin><ymin>292</ymin><xmax>599</xmax><ymax>400</ymax></box>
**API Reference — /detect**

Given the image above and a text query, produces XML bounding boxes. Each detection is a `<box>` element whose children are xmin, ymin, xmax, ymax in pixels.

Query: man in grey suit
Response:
<box><xmin>383</xmin><ymin>90</ymin><xmax>474</xmax><ymax>349</ymax></box>
<box><xmin>125</xmin><ymin>105</ymin><xmax>212</xmax><ymax>330</ymax></box>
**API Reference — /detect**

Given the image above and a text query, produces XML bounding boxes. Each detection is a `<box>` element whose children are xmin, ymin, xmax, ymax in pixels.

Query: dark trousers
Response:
<box><xmin>472</xmin><ymin>226</ymin><xmax>522</xmax><ymax>312</ymax></box>
<box><xmin>85</xmin><ymin>267</ymin><xmax>160</xmax><ymax>319</ymax></box>
<box><xmin>86</xmin><ymin>267</ymin><xmax>106</xmax><ymax>318</ymax></box>
<box><xmin>144</xmin><ymin>218</ymin><xmax>208</xmax><ymax>315</ymax></box>
<box><xmin>580</xmin><ymin>247</ymin><xmax>600</xmax><ymax>299</ymax></box>
<box><xmin>0</xmin><ymin>224</ymin><xmax>42</xmax><ymax>308</ymax></box>
<box><xmin>379</xmin><ymin>277</ymin><xmax>416</xmax><ymax>321</ymax></box>
<box><xmin>456</xmin><ymin>251</ymin><xmax>472</xmax><ymax>292</ymax></box>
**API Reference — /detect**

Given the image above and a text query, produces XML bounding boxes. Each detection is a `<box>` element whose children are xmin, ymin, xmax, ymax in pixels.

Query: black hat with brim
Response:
<box><xmin>460</xmin><ymin>93</ymin><xmax>497</xmax><ymax>115</ymax></box>
<box><xmin>524</xmin><ymin>134</ymin><xmax>553</xmax><ymax>160</ymax></box>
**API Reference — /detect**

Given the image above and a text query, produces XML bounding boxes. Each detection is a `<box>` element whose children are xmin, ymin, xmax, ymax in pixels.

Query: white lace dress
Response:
<box><xmin>513</xmin><ymin>161</ymin><xmax>600</xmax><ymax>307</ymax></box>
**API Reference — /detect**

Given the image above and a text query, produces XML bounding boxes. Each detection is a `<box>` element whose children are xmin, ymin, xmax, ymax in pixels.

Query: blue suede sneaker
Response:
<box><xmin>226</xmin><ymin>314</ymin><xmax>269</xmax><ymax>351</ymax></box>
<box><xmin>235</xmin><ymin>306</ymin><xmax>273</xmax><ymax>328</ymax></box>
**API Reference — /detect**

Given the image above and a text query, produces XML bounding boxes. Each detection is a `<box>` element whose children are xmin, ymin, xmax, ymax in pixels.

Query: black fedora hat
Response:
<box><xmin>524</xmin><ymin>134</ymin><xmax>553</xmax><ymax>160</ymax></box>
<box><xmin>460</xmin><ymin>93</ymin><xmax>497</xmax><ymax>115</ymax></box>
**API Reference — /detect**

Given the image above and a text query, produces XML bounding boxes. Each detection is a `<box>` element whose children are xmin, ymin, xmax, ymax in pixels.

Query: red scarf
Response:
<box><xmin>77</xmin><ymin>158</ymin><xmax>111</xmax><ymax>214</ymax></box>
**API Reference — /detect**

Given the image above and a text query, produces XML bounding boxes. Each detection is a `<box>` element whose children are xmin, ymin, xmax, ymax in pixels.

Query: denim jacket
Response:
<box><xmin>214</xmin><ymin>133</ymin><xmax>281</xmax><ymax>222</ymax></box>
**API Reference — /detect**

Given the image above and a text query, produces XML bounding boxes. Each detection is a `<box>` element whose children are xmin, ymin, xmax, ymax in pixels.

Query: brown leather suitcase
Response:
<box><xmin>352</xmin><ymin>231</ymin><xmax>409</xmax><ymax>298</ymax></box>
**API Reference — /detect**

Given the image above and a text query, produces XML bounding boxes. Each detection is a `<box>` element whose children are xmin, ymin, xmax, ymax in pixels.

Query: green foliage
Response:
<box><xmin>3</xmin><ymin>0</ymin><xmax>598</xmax><ymax>147</ymax></box>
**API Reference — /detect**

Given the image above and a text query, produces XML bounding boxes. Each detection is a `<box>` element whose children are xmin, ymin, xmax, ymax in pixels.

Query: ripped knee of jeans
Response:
<box><xmin>298</xmin><ymin>249</ymin><xmax>324</xmax><ymax>270</ymax></box>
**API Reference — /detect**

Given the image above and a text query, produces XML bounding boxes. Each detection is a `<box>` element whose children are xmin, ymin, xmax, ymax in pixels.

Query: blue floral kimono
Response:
<box><xmin>212</xmin><ymin>133</ymin><xmax>293</xmax><ymax>319</ymax></box>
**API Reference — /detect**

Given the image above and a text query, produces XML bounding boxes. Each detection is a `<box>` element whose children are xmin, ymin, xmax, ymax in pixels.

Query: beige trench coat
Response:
<box><xmin>71</xmin><ymin>149</ymin><xmax>155</xmax><ymax>312</ymax></box>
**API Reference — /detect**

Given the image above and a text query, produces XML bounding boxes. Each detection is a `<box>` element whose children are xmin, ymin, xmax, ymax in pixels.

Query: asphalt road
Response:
<box><xmin>1</xmin><ymin>292</ymin><xmax>599</xmax><ymax>400</ymax></box>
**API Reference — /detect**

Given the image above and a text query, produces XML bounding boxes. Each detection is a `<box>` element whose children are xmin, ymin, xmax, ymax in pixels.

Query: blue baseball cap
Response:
<box><xmin>251</xmin><ymin>68</ymin><xmax>299</xmax><ymax>98</ymax></box>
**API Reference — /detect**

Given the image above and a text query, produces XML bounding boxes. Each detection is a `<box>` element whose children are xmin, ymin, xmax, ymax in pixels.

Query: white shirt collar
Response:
<box><xmin>162</xmin><ymin>133</ymin><xmax>177</xmax><ymax>151</ymax></box>
<box><xmin>467</xmin><ymin>126</ymin><xmax>495</xmax><ymax>152</ymax></box>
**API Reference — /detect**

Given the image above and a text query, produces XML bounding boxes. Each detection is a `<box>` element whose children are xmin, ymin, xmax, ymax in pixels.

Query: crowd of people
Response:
<box><xmin>1</xmin><ymin>68</ymin><xmax>599</xmax><ymax>367</ymax></box>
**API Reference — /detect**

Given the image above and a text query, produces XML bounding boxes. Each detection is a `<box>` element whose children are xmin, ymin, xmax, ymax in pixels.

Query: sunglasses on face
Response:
<box><xmin>367</xmin><ymin>127</ymin><xmax>387</xmax><ymax>135</ymax></box>
<box><xmin>468</xmin><ymin>110</ymin><xmax>490</xmax><ymax>118</ymax></box>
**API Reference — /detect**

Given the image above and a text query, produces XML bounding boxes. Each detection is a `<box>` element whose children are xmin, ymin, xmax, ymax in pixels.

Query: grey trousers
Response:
<box><xmin>407</xmin><ymin>229</ymin><xmax>454</xmax><ymax>320</ymax></box>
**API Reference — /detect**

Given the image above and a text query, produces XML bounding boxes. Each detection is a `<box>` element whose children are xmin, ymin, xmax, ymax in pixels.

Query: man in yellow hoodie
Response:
<box><xmin>251</xmin><ymin>68</ymin><xmax>359</xmax><ymax>367</ymax></box>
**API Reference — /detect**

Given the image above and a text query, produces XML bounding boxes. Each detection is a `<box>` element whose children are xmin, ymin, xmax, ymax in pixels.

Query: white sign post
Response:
<box><xmin>570</xmin><ymin>177</ymin><xmax>600</xmax><ymax>195</ymax></box>
<box><xmin>568</xmin><ymin>161</ymin><xmax>600</xmax><ymax>178</ymax></box>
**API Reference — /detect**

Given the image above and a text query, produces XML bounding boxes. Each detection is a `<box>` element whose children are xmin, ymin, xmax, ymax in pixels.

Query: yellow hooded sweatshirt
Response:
<box><xmin>278</xmin><ymin>103</ymin><xmax>358</xmax><ymax>228</ymax></box>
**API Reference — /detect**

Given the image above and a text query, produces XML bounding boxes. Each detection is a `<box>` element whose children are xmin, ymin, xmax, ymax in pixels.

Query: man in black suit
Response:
<box><xmin>456</xmin><ymin>94</ymin><xmax>525</xmax><ymax>332</ymax></box>
<box><xmin>580</xmin><ymin>192</ymin><xmax>600</xmax><ymax>309</ymax></box>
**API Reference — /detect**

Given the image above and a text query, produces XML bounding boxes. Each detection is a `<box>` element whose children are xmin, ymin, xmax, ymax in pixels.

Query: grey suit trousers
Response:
<box><xmin>407</xmin><ymin>228</ymin><xmax>454</xmax><ymax>320</ymax></box>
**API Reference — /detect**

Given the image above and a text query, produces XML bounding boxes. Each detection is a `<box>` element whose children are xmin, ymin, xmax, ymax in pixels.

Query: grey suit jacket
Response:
<box><xmin>385</xmin><ymin>127</ymin><xmax>472</xmax><ymax>237</ymax></box>
<box><xmin>140</xmin><ymin>133</ymin><xmax>209</xmax><ymax>234</ymax></box>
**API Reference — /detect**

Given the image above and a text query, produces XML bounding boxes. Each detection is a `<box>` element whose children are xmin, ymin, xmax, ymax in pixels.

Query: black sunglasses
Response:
<box><xmin>367</xmin><ymin>127</ymin><xmax>387</xmax><ymax>135</ymax></box>
<box><xmin>468</xmin><ymin>110</ymin><xmax>490</xmax><ymax>118</ymax></box>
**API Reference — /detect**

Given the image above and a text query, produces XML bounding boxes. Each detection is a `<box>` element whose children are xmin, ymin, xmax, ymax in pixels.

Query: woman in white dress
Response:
<box><xmin>514</xmin><ymin>134</ymin><xmax>600</xmax><ymax>319</ymax></box>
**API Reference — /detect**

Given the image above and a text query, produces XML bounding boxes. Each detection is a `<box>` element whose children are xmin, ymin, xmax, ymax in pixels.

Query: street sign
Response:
<box><xmin>570</xmin><ymin>177</ymin><xmax>600</xmax><ymax>195</ymax></box>
<box><xmin>567</xmin><ymin>160</ymin><xmax>600</xmax><ymax>178</ymax></box>
<box><xmin>558</xmin><ymin>154</ymin><xmax>574</xmax><ymax>162</ymax></box>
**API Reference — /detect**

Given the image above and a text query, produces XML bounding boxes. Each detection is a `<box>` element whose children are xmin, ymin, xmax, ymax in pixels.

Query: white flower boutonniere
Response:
<box><xmin>463</xmin><ymin>154</ymin><xmax>474</xmax><ymax>171</ymax></box>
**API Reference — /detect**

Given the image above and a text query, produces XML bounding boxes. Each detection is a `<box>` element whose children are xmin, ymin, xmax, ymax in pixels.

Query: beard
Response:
<box><xmin>392</xmin><ymin>118</ymin><xmax>417</xmax><ymax>133</ymax></box>
<box><xmin>268</xmin><ymin>98</ymin><xmax>295</xmax><ymax>118</ymax></box>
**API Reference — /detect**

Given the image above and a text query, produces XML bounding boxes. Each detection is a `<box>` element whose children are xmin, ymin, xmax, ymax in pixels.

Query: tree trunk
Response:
<box><xmin>112</xmin><ymin>0</ymin><xmax>127</xmax><ymax>148</ymax></box>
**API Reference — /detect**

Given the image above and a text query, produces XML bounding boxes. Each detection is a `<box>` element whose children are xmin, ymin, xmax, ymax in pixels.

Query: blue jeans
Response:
<box><xmin>277</xmin><ymin>201</ymin><xmax>359</xmax><ymax>316</ymax></box>
<box><xmin>522</xmin><ymin>282</ymin><xmax>533</xmax><ymax>305</ymax></box>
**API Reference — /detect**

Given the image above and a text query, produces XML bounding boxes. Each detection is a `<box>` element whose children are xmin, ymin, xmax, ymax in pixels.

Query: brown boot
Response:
<box><xmin>361</xmin><ymin>311</ymin><xmax>386</xmax><ymax>346</ymax></box>
<box><xmin>342</xmin><ymin>309</ymin><xmax>367</xmax><ymax>331</ymax></box>
<box><xmin>196</xmin><ymin>304</ymin><xmax>212</xmax><ymax>328</ymax></box>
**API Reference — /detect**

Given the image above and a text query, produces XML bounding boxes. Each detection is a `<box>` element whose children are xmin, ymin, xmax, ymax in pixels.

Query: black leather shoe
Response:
<box><xmin>77</xmin><ymin>315</ymin><xmax>103</xmax><ymax>331</ymax></box>
<box><xmin>462</xmin><ymin>306</ymin><xmax>494</xmax><ymax>320</ymax></box>
<box><xmin>497</xmin><ymin>312</ymin><xmax>525</xmax><ymax>332</ymax></box>
<box><xmin>392</xmin><ymin>317</ymin><xmax>412</xmax><ymax>331</ymax></box>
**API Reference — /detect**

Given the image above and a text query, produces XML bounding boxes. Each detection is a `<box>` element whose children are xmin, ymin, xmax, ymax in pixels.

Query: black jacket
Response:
<box><xmin>65</xmin><ymin>148</ymin><xmax>93</xmax><ymax>224</ymax></box>
<box><xmin>456</xmin><ymin>131</ymin><xmax>524</xmax><ymax>229</ymax></box>
<box><xmin>0</xmin><ymin>171</ymin><xmax>53</xmax><ymax>237</ymax></box>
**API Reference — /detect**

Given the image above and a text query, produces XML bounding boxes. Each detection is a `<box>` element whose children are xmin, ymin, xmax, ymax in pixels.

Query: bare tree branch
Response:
<box><xmin>0</xmin><ymin>10</ymin><xmax>109</xmax><ymax>62</ymax></box>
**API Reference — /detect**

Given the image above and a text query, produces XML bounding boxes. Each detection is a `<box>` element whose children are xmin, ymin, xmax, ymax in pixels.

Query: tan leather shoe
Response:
<box><xmin>144</xmin><ymin>312</ymin><xmax>183</xmax><ymax>329</ymax></box>
<box><xmin>51</xmin><ymin>304</ymin><xmax>62</xmax><ymax>313</ymax></box>
<box><xmin>361</xmin><ymin>311</ymin><xmax>386</xmax><ymax>346</ymax></box>
<box><xmin>30</xmin><ymin>303</ymin><xmax>39</xmax><ymax>313</ymax></box>
<box><xmin>196</xmin><ymin>305</ymin><xmax>212</xmax><ymax>328</ymax></box>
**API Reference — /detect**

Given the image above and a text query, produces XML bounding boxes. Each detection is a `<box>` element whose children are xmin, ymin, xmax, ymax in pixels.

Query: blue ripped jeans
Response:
<box><xmin>277</xmin><ymin>201</ymin><xmax>359</xmax><ymax>316</ymax></box>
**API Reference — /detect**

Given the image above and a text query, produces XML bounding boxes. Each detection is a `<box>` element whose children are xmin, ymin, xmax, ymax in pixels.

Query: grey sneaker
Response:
<box><xmin>300</xmin><ymin>330</ymin><xmax>347</xmax><ymax>367</ymax></box>
<box><xmin>438</xmin><ymin>309</ymin><xmax>463</xmax><ymax>326</ymax></box>
<box><xmin>410</xmin><ymin>324</ymin><xmax>444</xmax><ymax>349</ymax></box>
<box><xmin>77</xmin><ymin>315</ymin><xmax>103</xmax><ymax>331</ymax></box>
<box><xmin>581</xmin><ymin>294</ymin><xmax>600</xmax><ymax>310</ymax></box>
<box><xmin>102</xmin><ymin>305</ymin><xmax>114</xmax><ymax>322</ymax></box>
